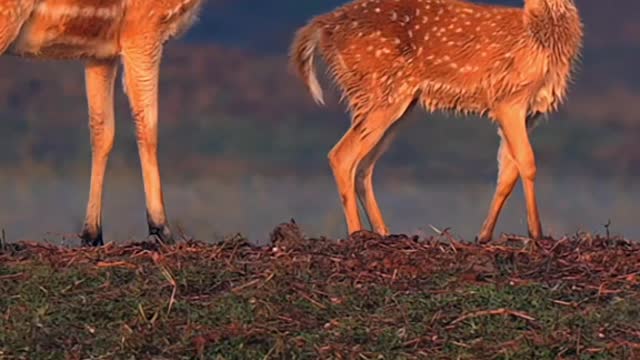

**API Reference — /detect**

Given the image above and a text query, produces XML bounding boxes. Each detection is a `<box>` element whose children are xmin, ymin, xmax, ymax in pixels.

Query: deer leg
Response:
<box><xmin>330</xmin><ymin>102</ymin><xmax>411</xmax><ymax>237</ymax></box>
<box><xmin>328</xmin><ymin>127</ymin><xmax>364</xmax><ymax>235</ymax></box>
<box><xmin>354</xmin><ymin>100</ymin><xmax>413</xmax><ymax>236</ymax></box>
<box><xmin>494</xmin><ymin>107</ymin><xmax>543</xmax><ymax>240</ymax></box>
<box><xmin>121</xmin><ymin>43</ymin><xmax>174</xmax><ymax>244</ymax></box>
<box><xmin>355</xmin><ymin>127</ymin><xmax>398</xmax><ymax>236</ymax></box>
<box><xmin>355</xmin><ymin>140</ymin><xmax>389</xmax><ymax>235</ymax></box>
<box><xmin>476</xmin><ymin>132</ymin><xmax>519</xmax><ymax>243</ymax></box>
<box><xmin>79</xmin><ymin>60</ymin><xmax>117</xmax><ymax>247</ymax></box>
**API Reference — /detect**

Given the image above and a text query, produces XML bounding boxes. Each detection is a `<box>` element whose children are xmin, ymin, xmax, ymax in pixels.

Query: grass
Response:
<box><xmin>1</xmin><ymin>222</ymin><xmax>639</xmax><ymax>359</ymax></box>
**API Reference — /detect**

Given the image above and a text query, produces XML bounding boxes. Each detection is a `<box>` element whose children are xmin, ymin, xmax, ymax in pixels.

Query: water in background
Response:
<box><xmin>1</xmin><ymin>171</ymin><xmax>636</xmax><ymax>246</ymax></box>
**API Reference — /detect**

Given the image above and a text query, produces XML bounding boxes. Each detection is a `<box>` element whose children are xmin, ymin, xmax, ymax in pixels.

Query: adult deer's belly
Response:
<box><xmin>8</xmin><ymin>0</ymin><xmax>125</xmax><ymax>60</ymax></box>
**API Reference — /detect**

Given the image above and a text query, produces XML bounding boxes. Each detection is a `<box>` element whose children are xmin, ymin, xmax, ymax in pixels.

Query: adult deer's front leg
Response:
<box><xmin>79</xmin><ymin>60</ymin><xmax>117</xmax><ymax>247</ymax></box>
<box><xmin>494</xmin><ymin>106</ymin><xmax>543</xmax><ymax>240</ymax></box>
<box><xmin>121</xmin><ymin>42</ymin><xmax>174</xmax><ymax>244</ymax></box>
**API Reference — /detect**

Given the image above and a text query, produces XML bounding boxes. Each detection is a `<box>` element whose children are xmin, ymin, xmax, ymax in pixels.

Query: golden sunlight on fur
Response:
<box><xmin>1</xmin><ymin>0</ymin><xmax>204</xmax><ymax>246</ymax></box>
<box><xmin>290</xmin><ymin>0</ymin><xmax>583</xmax><ymax>242</ymax></box>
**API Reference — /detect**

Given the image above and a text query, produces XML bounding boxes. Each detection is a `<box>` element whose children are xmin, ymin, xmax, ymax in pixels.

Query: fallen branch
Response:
<box><xmin>230</xmin><ymin>278</ymin><xmax>262</xmax><ymax>293</ymax></box>
<box><xmin>450</xmin><ymin>308</ymin><xmax>536</xmax><ymax>326</ymax></box>
<box><xmin>96</xmin><ymin>261</ymin><xmax>138</xmax><ymax>270</ymax></box>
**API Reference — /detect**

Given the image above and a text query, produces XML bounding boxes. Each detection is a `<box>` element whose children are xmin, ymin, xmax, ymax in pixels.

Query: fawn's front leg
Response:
<box><xmin>493</xmin><ymin>105</ymin><xmax>543</xmax><ymax>240</ymax></box>
<box><xmin>477</xmin><ymin>132</ymin><xmax>519</xmax><ymax>243</ymax></box>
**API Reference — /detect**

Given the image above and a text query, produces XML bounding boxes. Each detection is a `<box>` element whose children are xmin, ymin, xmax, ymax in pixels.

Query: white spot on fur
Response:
<box><xmin>34</xmin><ymin>3</ymin><xmax>119</xmax><ymax>19</ymax></box>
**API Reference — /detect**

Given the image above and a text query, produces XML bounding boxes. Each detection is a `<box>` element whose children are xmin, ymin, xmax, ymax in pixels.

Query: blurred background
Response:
<box><xmin>1</xmin><ymin>0</ymin><xmax>639</xmax><ymax>244</ymax></box>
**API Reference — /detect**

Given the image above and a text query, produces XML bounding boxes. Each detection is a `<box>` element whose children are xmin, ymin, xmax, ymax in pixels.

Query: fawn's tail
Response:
<box><xmin>289</xmin><ymin>19</ymin><xmax>325</xmax><ymax>105</ymax></box>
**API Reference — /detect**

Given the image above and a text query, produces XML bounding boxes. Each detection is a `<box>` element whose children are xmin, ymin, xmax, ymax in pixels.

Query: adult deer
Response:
<box><xmin>3</xmin><ymin>0</ymin><xmax>204</xmax><ymax>246</ymax></box>
<box><xmin>290</xmin><ymin>0</ymin><xmax>583</xmax><ymax>242</ymax></box>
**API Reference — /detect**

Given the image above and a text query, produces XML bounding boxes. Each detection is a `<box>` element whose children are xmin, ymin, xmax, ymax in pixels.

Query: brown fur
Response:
<box><xmin>290</xmin><ymin>0</ymin><xmax>583</xmax><ymax>241</ymax></box>
<box><xmin>0</xmin><ymin>0</ymin><xmax>204</xmax><ymax>246</ymax></box>
<box><xmin>8</xmin><ymin>0</ymin><xmax>202</xmax><ymax>59</ymax></box>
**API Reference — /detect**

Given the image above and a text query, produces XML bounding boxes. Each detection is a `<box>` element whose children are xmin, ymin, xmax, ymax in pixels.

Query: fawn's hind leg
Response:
<box><xmin>328</xmin><ymin>127</ymin><xmax>364</xmax><ymax>235</ymax></box>
<box><xmin>79</xmin><ymin>60</ymin><xmax>118</xmax><ymax>247</ymax></box>
<box><xmin>355</xmin><ymin>111</ymin><xmax>410</xmax><ymax>235</ymax></box>
<box><xmin>355</xmin><ymin>133</ymin><xmax>394</xmax><ymax>235</ymax></box>
<box><xmin>329</xmin><ymin>99</ymin><xmax>413</xmax><ymax>237</ymax></box>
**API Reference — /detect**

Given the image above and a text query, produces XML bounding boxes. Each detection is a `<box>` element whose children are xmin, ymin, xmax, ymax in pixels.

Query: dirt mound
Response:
<box><xmin>1</xmin><ymin>221</ymin><xmax>639</xmax><ymax>358</ymax></box>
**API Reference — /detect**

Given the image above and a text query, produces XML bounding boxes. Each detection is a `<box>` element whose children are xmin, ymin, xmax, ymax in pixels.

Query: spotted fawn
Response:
<box><xmin>290</xmin><ymin>0</ymin><xmax>583</xmax><ymax>242</ymax></box>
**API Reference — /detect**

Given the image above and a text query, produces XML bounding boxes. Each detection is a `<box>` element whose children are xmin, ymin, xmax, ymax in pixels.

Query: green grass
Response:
<box><xmin>1</xmin><ymin>229</ymin><xmax>639</xmax><ymax>359</ymax></box>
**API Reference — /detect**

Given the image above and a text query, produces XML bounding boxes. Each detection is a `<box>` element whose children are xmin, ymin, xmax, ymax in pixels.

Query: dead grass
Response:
<box><xmin>1</xmin><ymin>221</ymin><xmax>639</xmax><ymax>359</ymax></box>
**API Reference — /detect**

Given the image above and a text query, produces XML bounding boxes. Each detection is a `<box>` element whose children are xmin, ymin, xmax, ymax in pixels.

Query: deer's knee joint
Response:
<box><xmin>518</xmin><ymin>160</ymin><xmax>537</xmax><ymax>181</ymax></box>
<box><xmin>94</xmin><ymin>139</ymin><xmax>115</xmax><ymax>156</ymax></box>
<box><xmin>328</xmin><ymin>149</ymin><xmax>342</xmax><ymax>170</ymax></box>
<box><xmin>136</xmin><ymin>133</ymin><xmax>156</xmax><ymax>147</ymax></box>
<box><xmin>90</xmin><ymin>129</ymin><xmax>115</xmax><ymax>156</ymax></box>
<box><xmin>132</xmin><ymin>108</ymin><xmax>146</xmax><ymax>123</ymax></box>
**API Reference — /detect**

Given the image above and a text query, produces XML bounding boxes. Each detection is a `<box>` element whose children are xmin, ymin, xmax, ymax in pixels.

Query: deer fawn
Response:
<box><xmin>2</xmin><ymin>0</ymin><xmax>204</xmax><ymax>246</ymax></box>
<box><xmin>290</xmin><ymin>0</ymin><xmax>583</xmax><ymax>242</ymax></box>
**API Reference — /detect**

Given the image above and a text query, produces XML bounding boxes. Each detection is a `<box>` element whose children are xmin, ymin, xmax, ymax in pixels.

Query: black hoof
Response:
<box><xmin>146</xmin><ymin>211</ymin><xmax>175</xmax><ymax>245</ymax></box>
<box><xmin>79</xmin><ymin>227</ymin><xmax>104</xmax><ymax>247</ymax></box>
<box><xmin>475</xmin><ymin>234</ymin><xmax>492</xmax><ymax>245</ymax></box>
<box><xmin>148</xmin><ymin>223</ymin><xmax>175</xmax><ymax>245</ymax></box>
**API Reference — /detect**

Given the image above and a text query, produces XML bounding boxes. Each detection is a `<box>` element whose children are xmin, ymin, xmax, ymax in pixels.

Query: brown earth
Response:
<box><xmin>1</xmin><ymin>222</ymin><xmax>639</xmax><ymax>358</ymax></box>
